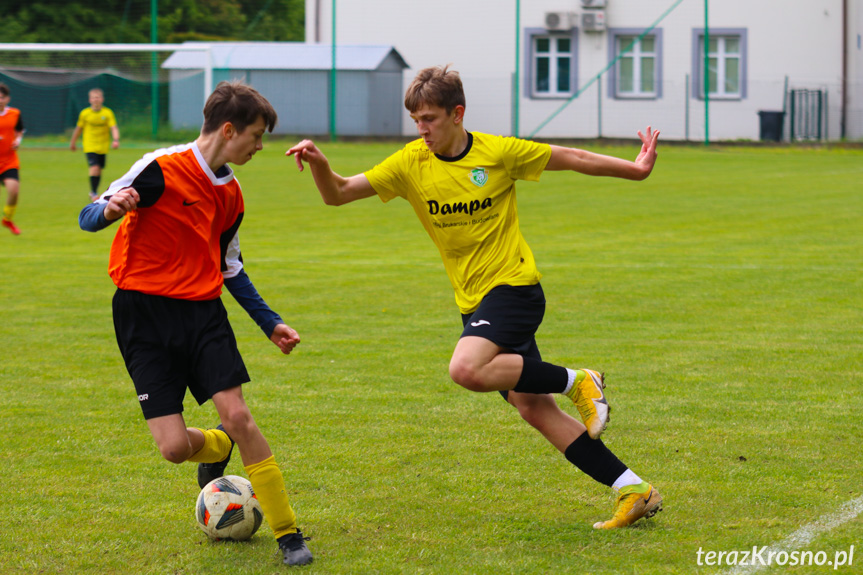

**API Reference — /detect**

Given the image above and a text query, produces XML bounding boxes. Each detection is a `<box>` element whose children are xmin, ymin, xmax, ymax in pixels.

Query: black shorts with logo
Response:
<box><xmin>461</xmin><ymin>284</ymin><xmax>546</xmax><ymax>401</ymax></box>
<box><xmin>112</xmin><ymin>289</ymin><xmax>250</xmax><ymax>420</ymax></box>
<box><xmin>86</xmin><ymin>152</ymin><xmax>107</xmax><ymax>169</ymax></box>
<box><xmin>460</xmin><ymin>283</ymin><xmax>545</xmax><ymax>361</ymax></box>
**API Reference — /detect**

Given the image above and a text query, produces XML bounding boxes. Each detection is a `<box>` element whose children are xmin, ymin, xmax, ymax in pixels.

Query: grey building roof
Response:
<box><xmin>162</xmin><ymin>42</ymin><xmax>408</xmax><ymax>71</ymax></box>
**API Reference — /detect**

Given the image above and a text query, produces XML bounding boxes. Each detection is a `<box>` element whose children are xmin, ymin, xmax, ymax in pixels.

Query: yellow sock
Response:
<box><xmin>245</xmin><ymin>455</ymin><xmax>298</xmax><ymax>539</ymax></box>
<box><xmin>186</xmin><ymin>427</ymin><xmax>232</xmax><ymax>463</ymax></box>
<box><xmin>2</xmin><ymin>205</ymin><xmax>15</xmax><ymax>220</ymax></box>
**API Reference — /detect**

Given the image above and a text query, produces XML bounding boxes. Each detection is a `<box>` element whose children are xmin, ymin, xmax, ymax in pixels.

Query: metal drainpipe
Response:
<box><xmin>315</xmin><ymin>0</ymin><xmax>321</xmax><ymax>43</ymax></box>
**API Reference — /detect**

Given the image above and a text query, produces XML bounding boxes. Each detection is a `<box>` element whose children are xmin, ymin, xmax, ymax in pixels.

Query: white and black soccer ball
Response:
<box><xmin>195</xmin><ymin>475</ymin><xmax>264</xmax><ymax>541</ymax></box>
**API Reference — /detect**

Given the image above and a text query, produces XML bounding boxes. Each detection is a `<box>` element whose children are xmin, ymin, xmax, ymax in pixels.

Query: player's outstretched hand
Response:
<box><xmin>103</xmin><ymin>187</ymin><xmax>140</xmax><ymax>221</ymax></box>
<box><xmin>286</xmin><ymin>140</ymin><xmax>327</xmax><ymax>172</ymax></box>
<box><xmin>270</xmin><ymin>323</ymin><xmax>301</xmax><ymax>355</ymax></box>
<box><xmin>634</xmin><ymin>126</ymin><xmax>660</xmax><ymax>179</ymax></box>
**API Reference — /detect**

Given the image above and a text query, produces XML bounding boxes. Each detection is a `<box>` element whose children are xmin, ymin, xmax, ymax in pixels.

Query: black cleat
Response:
<box><xmin>278</xmin><ymin>530</ymin><xmax>313</xmax><ymax>566</ymax></box>
<box><xmin>196</xmin><ymin>424</ymin><xmax>234</xmax><ymax>489</ymax></box>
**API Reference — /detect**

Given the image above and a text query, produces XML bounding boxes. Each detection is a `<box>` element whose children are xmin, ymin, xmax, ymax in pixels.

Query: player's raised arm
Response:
<box><xmin>286</xmin><ymin>139</ymin><xmax>376</xmax><ymax>206</ymax></box>
<box><xmin>545</xmin><ymin>126</ymin><xmax>660</xmax><ymax>181</ymax></box>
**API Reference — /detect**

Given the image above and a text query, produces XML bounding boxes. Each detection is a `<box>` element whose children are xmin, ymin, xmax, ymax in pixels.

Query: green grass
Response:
<box><xmin>1</xmin><ymin>141</ymin><xmax>861</xmax><ymax>574</ymax></box>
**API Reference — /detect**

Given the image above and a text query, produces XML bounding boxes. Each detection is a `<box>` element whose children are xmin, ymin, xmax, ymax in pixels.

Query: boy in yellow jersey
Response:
<box><xmin>0</xmin><ymin>83</ymin><xmax>24</xmax><ymax>235</ymax></box>
<box><xmin>288</xmin><ymin>65</ymin><xmax>662</xmax><ymax>529</ymax></box>
<box><xmin>70</xmin><ymin>88</ymin><xmax>120</xmax><ymax>200</ymax></box>
<box><xmin>79</xmin><ymin>81</ymin><xmax>312</xmax><ymax>565</ymax></box>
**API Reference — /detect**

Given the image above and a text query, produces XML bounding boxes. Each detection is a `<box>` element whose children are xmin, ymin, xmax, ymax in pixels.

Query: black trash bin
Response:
<box><xmin>758</xmin><ymin>111</ymin><xmax>785</xmax><ymax>142</ymax></box>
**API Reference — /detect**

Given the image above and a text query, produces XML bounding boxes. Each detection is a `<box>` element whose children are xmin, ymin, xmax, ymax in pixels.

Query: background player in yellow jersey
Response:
<box><xmin>288</xmin><ymin>65</ymin><xmax>663</xmax><ymax>530</ymax></box>
<box><xmin>70</xmin><ymin>88</ymin><xmax>120</xmax><ymax>200</ymax></box>
<box><xmin>0</xmin><ymin>83</ymin><xmax>24</xmax><ymax>235</ymax></box>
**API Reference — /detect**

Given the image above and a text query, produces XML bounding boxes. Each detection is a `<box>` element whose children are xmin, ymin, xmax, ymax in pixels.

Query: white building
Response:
<box><xmin>304</xmin><ymin>0</ymin><xmax>863</xmax><ymax>141</ymax></box>
<box><xmin>162</xmin><ymin>43</ymin><xmax>408</xmax><ymax>136</ymax></box>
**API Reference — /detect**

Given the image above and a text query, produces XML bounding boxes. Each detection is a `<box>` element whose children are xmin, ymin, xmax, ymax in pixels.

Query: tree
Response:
<box><xmin>0</xmin><ymin>0</ymin><xmax>305</xmax><ymax>44</ymax></box>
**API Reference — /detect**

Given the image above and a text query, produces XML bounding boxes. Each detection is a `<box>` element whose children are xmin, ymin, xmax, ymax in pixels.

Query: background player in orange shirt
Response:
<box><xmin>0</xmin><ymin>83</ymin><xmax>24</xmax><ymax>235</ymax></box>
<box><xmin>79</xmin><ymin>81</ymin><xmax>313</xmax><ymax>566</ymax></box>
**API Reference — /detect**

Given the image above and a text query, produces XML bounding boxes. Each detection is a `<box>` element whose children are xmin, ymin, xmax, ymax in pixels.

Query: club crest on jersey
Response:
<box><xmin>470</xmin><ymin>168</ymin><xmax>489</xmax><ymax>187</ymax></box>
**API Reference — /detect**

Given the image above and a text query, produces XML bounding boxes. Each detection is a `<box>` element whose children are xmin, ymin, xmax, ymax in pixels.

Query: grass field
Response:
<box><xmin>1</xmin><ymin>140</ymin><xmax>861</xmax><ymax>574</ymax></box>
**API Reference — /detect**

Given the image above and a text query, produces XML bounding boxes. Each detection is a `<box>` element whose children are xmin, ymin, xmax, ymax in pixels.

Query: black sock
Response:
<box><xmin>90</xmin><ymin>175</ymin><xmax>100</xmax><ymax>194</ymax></box>
<box><xmin>564</xmin><ymin>433</ymin><xmax>628</xmax><ymax>487</ymax></box>
<box><xmin>513</xmin><ymin>357</ymin><xmax>568</xmax><ymax>394</ymax></box>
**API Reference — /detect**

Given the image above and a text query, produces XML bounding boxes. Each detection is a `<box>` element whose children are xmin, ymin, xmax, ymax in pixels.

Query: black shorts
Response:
<box><xmin>86</xmin><ymin>153</ymin><xmax>106</xmax><ymax>169</ymax></box>
<box><xmin>112</xmin><ymin>289</ymin><xmax>250</xmax><ymax>420</ymax></box>
<box><xmin>0</xmin><ymin>168</ymin><xmax>19</xmax><ymax>181</ymax></box>
<box><xmin>460</xmin><ymin>283</ymin><xmax>545</xmax><ymax>362</ymax></box>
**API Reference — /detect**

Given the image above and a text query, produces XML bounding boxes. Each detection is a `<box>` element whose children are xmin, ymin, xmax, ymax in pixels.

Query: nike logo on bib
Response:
<box><xmin>183</xmin><ymin>200</ymin><xmax>199</xmax><ymax>206</ymax></box>
<box><xmin>470</xmin><ymin>320</ymin><xmax>491</xmax><ymax>327</ymax></box>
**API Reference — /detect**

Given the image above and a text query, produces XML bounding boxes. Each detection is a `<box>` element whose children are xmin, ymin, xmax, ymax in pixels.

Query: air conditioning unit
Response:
<box><xmin>544</xmin><ymin>11</ymin><xmax>574</xmax><ymax>31</ymax></box>
<box><xmin>581</xmin><ymin>11</ymin><xmax>606</xmax><ymax>32</ymax></box>
<box><xmin>581</xmin><ymin>0</ymin><xmax>607</xmax><ymax>8</ymax></box>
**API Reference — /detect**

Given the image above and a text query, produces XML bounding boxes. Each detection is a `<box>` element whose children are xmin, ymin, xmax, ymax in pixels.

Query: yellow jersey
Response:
<box><xmin>365</xmin><ymin>132</ymin><xmax>552</xmax><ymax>314</ymax></box>
<box><xmin>76</xmin><ymin>106</ymin><xmax>117</xmax><ymax>154</ymax></box>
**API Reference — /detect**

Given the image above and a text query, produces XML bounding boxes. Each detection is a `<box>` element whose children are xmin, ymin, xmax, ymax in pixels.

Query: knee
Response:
<box><xmin>448</xmin><ymin>359</ymin><xmax>486</xmax><ymax>392</ymax></box>
<box><xmin>219</xmin><ymin>409</ymin><xmax>256</xmax><ymax>441</ymax></box>
<box><xmin>157</xmin><ymin>438</ymin><xmax>193</xmax><ymax>464</ymax></box>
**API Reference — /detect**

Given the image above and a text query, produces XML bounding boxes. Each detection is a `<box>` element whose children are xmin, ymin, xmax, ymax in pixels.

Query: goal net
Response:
<box><xmin>0</xmin><ymin>43</ymin><xmax>214</xmax><ymax>139</ymax></box>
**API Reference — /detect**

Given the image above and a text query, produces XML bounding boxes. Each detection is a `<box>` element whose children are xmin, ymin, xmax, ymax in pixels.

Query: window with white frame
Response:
<box><xmin>693</xmin><ymin>29</ymin><xmax>747</xmax><ymax>99</ymax></box>
<box><xmin>610</xmin><ymin>30</ymin><xmax>662</xmax><ymax>99</ymax></box>
<box><xmin>527</xmin><ymin>32</ymin><xmax>577</xmax><ymax>98</ymax></box>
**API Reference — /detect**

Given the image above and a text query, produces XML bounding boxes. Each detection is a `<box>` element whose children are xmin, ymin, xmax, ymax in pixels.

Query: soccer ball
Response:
<box><xmin>195</xmin><ymin>475</ymin><xmax>264</xmax><ymax>541</ymax></box>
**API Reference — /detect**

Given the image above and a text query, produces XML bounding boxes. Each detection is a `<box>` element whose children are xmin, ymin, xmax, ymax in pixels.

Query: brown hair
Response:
<box><xmin>0</xmin><ymin>83</ymin><xmax>9</xmax><ymax>97</ymax></box>
<box><xmin>404</xmin><ymin>65</ymin><xmax>465</xmax><ymax>114</ymax></box>
<box><xmin>202</xmin><ymin>80</ymin><xmax>277</xmax><ymax>135</ymax></box>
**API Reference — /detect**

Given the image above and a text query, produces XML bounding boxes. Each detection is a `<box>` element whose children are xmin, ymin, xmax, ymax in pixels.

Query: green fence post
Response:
<box><xmin>514</xmin><ymin>0</ymin><xmax>520</xmax><ymax>138</ymax></box>
<box><xmin>330</xmin><ymin>0</ymin><xmax>337</xmax><ymax>142</ymax></box>
<box><xmin>151</xmin><ymin>0</ymin><xmax>159</xmax><ymax>139</ymax></box>
<box><xmin>597</xmin><ymin>75</ymin><xmax>602</xmax><ymax>138</ymax></box>
<box><xmin>685</xmin><ymin>73</ymin><xmax>690</xmax><ymax>141</ymax></box>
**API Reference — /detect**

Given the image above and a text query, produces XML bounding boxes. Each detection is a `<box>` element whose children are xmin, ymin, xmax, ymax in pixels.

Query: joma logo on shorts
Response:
<box><xmin>427</xmin><ymin>198</ymin><xmax>492</xmax><ymax>216</ymax></box>
<box><xmin>138</xmin><ymin>394</ymin><xmax>149</xmax><ymax>402</ymax></box>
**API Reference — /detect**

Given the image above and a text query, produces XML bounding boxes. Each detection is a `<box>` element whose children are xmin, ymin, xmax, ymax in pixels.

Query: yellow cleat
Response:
<box><xmin>593</xmin><ymin>485</ymin><xmax>663</xmax><ymax>529</ymax></box>
<box><xmin>563</xmin><ymin>369</ymin><xmax>609</xmax><ymax>439</ymax></box>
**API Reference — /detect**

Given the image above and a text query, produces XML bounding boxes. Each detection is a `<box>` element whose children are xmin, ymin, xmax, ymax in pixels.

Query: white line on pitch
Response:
<box><xmin>725</xmin><ymin>495</ymin><xmax>863</xmax><ymax>574</ymax></box>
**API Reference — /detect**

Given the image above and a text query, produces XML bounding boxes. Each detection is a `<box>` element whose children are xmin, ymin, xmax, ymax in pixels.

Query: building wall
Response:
<box><xmin>306</xmin><ymin>0</ymin><xmax>859</xmax><ymax>141</ymax></box>
<box><xmin>369</xmin><ymin>69</ymin><xmax>404</xmax><ymax>135</ymax></box>
<box><xmin>168</xmin><ymin>71</ymin><xmax>204</xmax><ymax>130</ymax></box>
<box><xmin>169</xmin><ymin>66</ymin><xmax>404</xmax><ymax>136</ymax></box>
